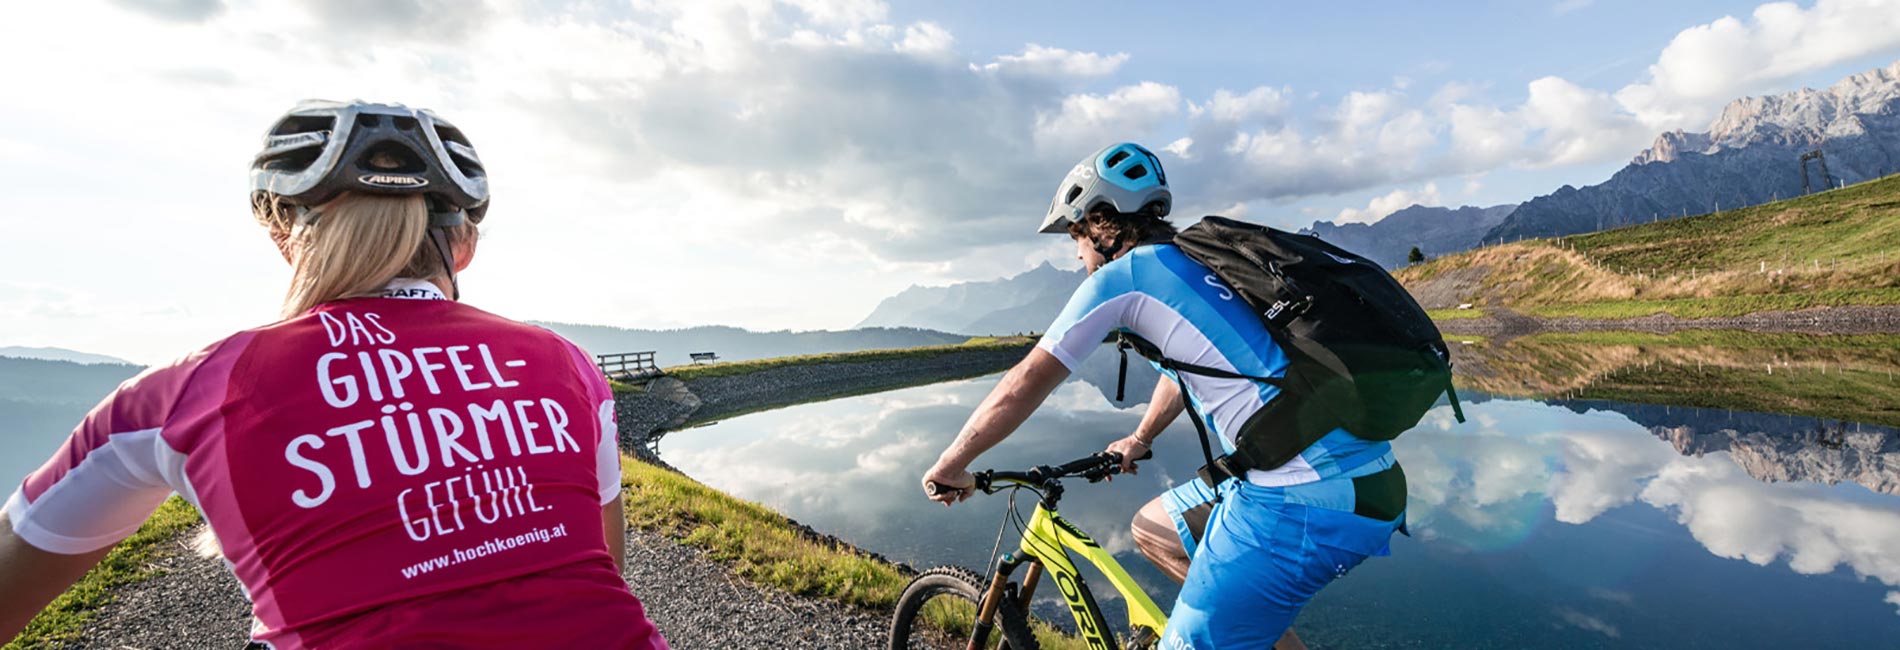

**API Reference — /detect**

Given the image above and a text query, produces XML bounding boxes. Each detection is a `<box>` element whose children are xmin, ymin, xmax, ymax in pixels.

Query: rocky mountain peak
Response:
<box><xmin>1633</xmin><ymin>59</ymin><xmax>1900</xmax><ymax>165</ymax></box>
<box><xmin>1491</xmin><ymin>61</ymin><xmax>1900</xmax><ymax>242</ymax></box>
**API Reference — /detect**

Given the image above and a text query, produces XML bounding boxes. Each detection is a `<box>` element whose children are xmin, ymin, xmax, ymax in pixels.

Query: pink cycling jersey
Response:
<box><xmin>5</xmin><ymin>280</ymin><xmax>667</xmax><ymax>649</ymax></box>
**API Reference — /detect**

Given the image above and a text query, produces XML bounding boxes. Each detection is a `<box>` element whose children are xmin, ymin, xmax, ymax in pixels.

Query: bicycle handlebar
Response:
<box><xmin>925</xmin><ymin>449</ymin><xmax>1154</xmax><ymax>497</ymax></box>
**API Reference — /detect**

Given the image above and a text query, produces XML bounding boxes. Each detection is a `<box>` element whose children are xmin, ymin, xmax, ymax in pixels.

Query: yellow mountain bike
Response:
<box><xmin>890</xmin><ymin>452</ymin><xmax>1165</xmax><ymax>650</ymax></box>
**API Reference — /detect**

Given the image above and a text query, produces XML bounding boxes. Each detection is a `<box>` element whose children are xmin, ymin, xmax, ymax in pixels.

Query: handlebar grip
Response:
<box><xmin>927</xmin><ymin>479</ymin><xmax>982</xmax><ymax>497</ymax></box>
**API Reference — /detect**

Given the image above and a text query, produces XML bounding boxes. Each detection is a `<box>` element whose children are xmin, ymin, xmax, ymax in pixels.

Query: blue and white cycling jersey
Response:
<box><xmin>1038</xmin><ymin>243</ymin><xmax>1394</xmax><ymax>487</ymax></box>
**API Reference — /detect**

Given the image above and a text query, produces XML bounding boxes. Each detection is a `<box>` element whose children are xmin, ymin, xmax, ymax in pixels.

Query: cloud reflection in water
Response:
<box><xmin>661</xmin><ymin>373</ymin><xmax>1900</xmax><ymax>647</ymax></box>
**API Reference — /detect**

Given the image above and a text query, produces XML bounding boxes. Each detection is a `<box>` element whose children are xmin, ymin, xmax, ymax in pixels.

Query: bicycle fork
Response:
<box><xmin>970</xmin><ymin>555</ymin><xmax>1031</xmax><ymax>650</ymax></box>
<box><xmin>976</xmin><ymin>554</ymin><xmax>1159</xmax><ymax>650</ymax></box>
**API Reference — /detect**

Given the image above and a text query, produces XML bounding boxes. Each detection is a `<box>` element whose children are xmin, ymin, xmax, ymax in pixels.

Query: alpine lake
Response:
<box><xmin>654</xmin><ymin>331</ymin><xmax>1900</xmax><ymax>649</ymax></box>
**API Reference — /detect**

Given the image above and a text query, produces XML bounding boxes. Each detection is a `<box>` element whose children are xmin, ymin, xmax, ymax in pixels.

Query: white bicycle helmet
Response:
<box><xmin>1038</xmin><ymin>142</ymin><xmax>1172</xmax><ymax>234</ymax></box>
<box><xmin>251</xmin><ymin>100</ymin><xmax>489</xmax><ymax>226</ymax></box>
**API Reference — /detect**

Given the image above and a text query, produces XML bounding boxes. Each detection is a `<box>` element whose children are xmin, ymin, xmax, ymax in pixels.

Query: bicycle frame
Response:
<box><xmin>991</xmin><ymin>501</ymin><xmax>1167</xmax><ymax>650</ymax></box>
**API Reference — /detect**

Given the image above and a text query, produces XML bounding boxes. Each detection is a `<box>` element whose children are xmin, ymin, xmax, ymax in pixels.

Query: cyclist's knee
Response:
<box><xmin>1131</xmin><ymin>497</ymin><xmax>1188</xmax><ymax>581</ymax></box>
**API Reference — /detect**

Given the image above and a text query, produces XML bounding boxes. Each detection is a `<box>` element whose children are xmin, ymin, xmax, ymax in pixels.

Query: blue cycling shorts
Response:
<box><xmin>1158</xmin><ymin>477</ymin><xmax>1401</xmax><ymax>649</ymax></box>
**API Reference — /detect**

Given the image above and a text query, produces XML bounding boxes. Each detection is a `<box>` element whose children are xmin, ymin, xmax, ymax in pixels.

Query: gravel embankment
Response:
<box><xmin>67</xmin><ymin>343</ymin><xmax>1031</xmax><ymax>649</ymax></box>
<box><xmin>623</xmin><ymin>529</ymin><xmax>886</xmax><ymax>648</ymax></box>
<box><xmin>1436</xmin><ymin>304</ymin><xmax>1900</xmax><ymax>339</ymax></box>
<box><xmin>76</xmin><ymin>527</ymin><xmax>890</xmax><ymax>649</ymax></box>
<box><xmin>70</xmin><ymin>528</ymin><xmax>250</xmax><ymax>649</ymax></box>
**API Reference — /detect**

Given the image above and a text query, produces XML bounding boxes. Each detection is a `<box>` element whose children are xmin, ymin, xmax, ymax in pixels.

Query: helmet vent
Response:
<box><xmin>360</xmin><ymin>142</ymin><xmax>426</xmax><ymax>173</ymax></box>
<box><xmin>1065</xmin><ymin>185</ymin><xmax>1085</xmax><ymax>205</ymax></box>
<box><xmin>355</xmin><ymin>114</ymin><xmax>382</xmax><ymax>129</ymax></box>
<box><xmin>436</xmin><ymin>124</ymin><xmax>471</xmax><ymax>146</ymax></box>
<box><xmin>392</xmin><ymin>116</ymin><xmax>420</xmax><ymax>132</ymax></box>
<box><xmin>271</xmin><ymin>115</ymin><xmax>334</xmax><ymax>137</ymax></box>
<box><xmin>1123</xmin><ymin>165</ymin><xmax>1149</xmax><ymax>180</ymax></box>
<box><xmin>262</xmin><ymin>146</ymin><xmax>322</xmax><ymax>172</ymax></box>
<box><xmin>1105</xmin><ymin>150</ymin><xmax>1131</xmax><ymax>167</ymax></box>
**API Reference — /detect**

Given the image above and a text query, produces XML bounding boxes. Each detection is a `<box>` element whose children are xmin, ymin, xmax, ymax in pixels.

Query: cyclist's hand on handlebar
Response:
<box><xmin>1105</xmin><ymin>435</ymin><xmax>1153</xmax><ymax>477</ymax></box>
<box><xmin>921</xmin><ymin>462</ymin><xmax>975</xmax><ymax>506</ymax></box>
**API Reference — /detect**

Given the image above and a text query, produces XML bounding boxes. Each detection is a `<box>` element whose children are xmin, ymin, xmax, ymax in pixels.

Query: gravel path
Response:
<box><xmin>72</xmin><ymin>527</ymin><xmax>890</xmax><ymax>649</ymax></box>
<box><xmin>70</xmin><ymin>528</ymin><xmax>250</xmax><ymax>649</ymax></box>
<box><xmin>64</xmin><ymin>344</ymin><xmax>1031</xmax><ymax>648</ymax></box>
<box><xmin>625</xmin><ymin>530</ymin><xmax>887</xmax><ymax>649</ymax></box>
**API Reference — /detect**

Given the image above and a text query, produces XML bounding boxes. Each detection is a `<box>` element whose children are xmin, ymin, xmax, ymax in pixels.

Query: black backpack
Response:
<box><xmin>1116</xmin><ymin>216</ymin><xmax>1465</xmax><ymax>486</ymax></box>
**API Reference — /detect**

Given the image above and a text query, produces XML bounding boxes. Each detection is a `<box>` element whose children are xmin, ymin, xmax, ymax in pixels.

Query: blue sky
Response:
<box><xmin>2</xmin><ymin>0</ymin><xmax>1899</xmax><ymax>362</ymax></box>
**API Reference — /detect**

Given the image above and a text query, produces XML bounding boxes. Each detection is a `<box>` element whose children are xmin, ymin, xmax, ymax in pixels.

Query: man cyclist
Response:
<box><xmin>922</xmin><ymin>142</ymin><xmax>1406</xmax><ymax>649</ymax></box>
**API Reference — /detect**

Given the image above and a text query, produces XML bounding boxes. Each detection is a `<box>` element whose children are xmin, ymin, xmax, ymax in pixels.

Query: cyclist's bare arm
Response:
<box><xmin>1108</xmin><ymin>378</ymin><xmax>1186</xmax><ymax>474</ymax></box>
<box><xmin>924</xmin><ymin>348</ymin><xmax>1070</xmax><ymax>502</ymax></box>
<box><xmin>0</xmin><ymin>513</ymin><xmax>112</xmax><ymax>641</ymax></box>
<box><xmin>602</xmin><ymin>499</ymin><xmax>627</xmax><ymax>576</ymax></box>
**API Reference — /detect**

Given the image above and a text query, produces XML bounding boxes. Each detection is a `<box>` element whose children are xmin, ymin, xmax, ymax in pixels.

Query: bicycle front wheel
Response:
<box><xmin>888</xmin><ymin>566</ymin><xmax>1041</xmax><ymax>650</ymax></box>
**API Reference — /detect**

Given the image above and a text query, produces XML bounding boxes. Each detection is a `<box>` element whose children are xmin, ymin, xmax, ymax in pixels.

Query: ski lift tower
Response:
<box><xmin>1799</xmin><ymin>149</ymin><xmax>1835</xmax><ymax>195</ymax></box>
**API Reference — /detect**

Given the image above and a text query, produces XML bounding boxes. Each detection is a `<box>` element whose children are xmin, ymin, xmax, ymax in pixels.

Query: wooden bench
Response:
<box><xmin>689</xmin><ymin>352</ymin><xmax>720</xmax><ymax>364</ymax></box>
<box><xmin>597</xmin><ymin>351</ymin><xmax>663</xmax><ymax>384</ymax></box>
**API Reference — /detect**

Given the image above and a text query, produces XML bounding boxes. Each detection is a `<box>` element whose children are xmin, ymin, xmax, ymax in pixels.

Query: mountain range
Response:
<box><xmin>1487</xmin><ymin>60</ymin><xmax>1900</xmax><ymax>241</ymax></box>
<box><xmin>1550</xmin><ymin>400</ymin><xmax>1900</xmax><ymax>496</ymax></box>
<box><xmin>855</xmin><ymin>262</ymin><xmax>1083</xmax><ymax>336</ymax></box>
<box><xmin>1299</xmin><ymin>204</ymin><xmax>1516</xmax><ymax>269</ymax></box>
<box><xmin>0</xmin><ymin>346</ymin><xmax>132</xmax><ymax>365</ymax></box>
<box><xmin>0</xmin><ymin>356</ymin><xmax>144</xmax><ymax>484</ymax></box>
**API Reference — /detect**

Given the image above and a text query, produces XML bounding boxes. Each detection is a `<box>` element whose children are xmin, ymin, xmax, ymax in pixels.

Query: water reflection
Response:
<box><xmin>660</xmin><ymin>333</ymin><xmax>1900</xmax><ymax>649</ymax></box>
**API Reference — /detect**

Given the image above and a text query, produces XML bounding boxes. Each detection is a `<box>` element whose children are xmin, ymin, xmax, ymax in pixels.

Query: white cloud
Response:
<box><xmin>108</xmin><ymin>0</ymin><xmax>224</xmax><ymax>22</ymax></box>
<box><xmin>895</xmin><ymin>21</ymin><xmax>953</xmax><ymax>55</ymax></box>
<box><xmin>1614</xmin><ymin>0</ymin><xmax>1900</xmax><ymax>130</ymax></box>
<box><xmin>1640</xmin><ymin>454</ymin><xmax>1900</xmax><ymax>590</ymax></box>
<box><xmin>1033</xmin><ymin>81</ymin><xmax>1183</xmax><ymax>155</ymax></box>
<box><xmin>1335</xmin><ymin>183</ymin><xmax>1443</xmax><ymax>224</ymax></box>
<box><xmin>1189</xmin><ymin>86</ymin><xmax>1289</xmax><ymax>125</ymax></box>
<box><xmin>1554</xmin><ymin>607</ymin><xmax>1620</xmax><ymax>638</ymax></box>
<box><xmin>1520</xmin><ymin>76</ymin><xmax>1652</xmax><ymax>166</ymax></box>
<box><xmin>980</xmin><ymin>44</ymin><xmax>1130</xmax><ymax>78</ymax></box>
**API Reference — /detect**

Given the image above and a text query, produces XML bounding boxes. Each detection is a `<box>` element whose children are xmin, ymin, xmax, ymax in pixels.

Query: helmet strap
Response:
<box><xmin>427</xmin><ymin>227</ymin><xmax>461</xmax><ymax>301</ymax></box>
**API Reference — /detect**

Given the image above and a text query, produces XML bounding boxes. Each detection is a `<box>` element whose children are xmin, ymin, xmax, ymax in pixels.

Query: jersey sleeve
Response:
<box><xmin>554</xmin><ymin>337</ymin><xmax>623</xmax><ymax>506</ymax></box>
<box><xmin>4</xmin><ymin>348</ymin><xmax>209</xmax><ymax>554</ymax></box>
<box><xmin>1037</xmin><ymin>259</ymin><xmax>1141</xmax><ymax>372</ymax></box>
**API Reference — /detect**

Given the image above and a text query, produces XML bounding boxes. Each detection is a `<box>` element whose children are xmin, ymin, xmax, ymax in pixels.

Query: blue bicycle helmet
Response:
<box><xmin>1039</xmin><ymin>142</ymin><xmax>1172</xmax><ymax>234</ymax></box>
<box><xmin>250</xmin><ymin>100</ymin><xmax>489</xmax><ymax>226</ymax></box>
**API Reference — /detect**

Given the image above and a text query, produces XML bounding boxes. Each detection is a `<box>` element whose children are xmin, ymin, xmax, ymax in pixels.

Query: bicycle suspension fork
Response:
<box><xmin>972</xmin><ymin>554</ymin><xmax>1041</xmax><ymax>650</ymax></box>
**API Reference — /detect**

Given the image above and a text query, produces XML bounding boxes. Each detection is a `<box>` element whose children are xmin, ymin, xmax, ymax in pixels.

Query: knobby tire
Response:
<box><xmin>888</xmin><ymin>566</ymin><xmax>1041</xmax><ymax>650</ymax></box>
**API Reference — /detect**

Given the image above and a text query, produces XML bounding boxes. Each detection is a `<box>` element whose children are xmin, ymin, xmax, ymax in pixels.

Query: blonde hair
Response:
<box><xmin>253</xmin><ymin>193</ymin><xmax>476</xmax><ymax>318</ymax></box>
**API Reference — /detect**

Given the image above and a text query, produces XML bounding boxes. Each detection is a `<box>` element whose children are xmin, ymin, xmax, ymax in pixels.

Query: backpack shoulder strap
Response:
<box><xmin>1115</xmin><ymin>332</ymin><xmax>1282</xmax><ymax>386</ymax></box>
<box><xmin>1112</xmin><ymin>332</ymin><xmax>1284</xmax><ymax>489</ymax></box>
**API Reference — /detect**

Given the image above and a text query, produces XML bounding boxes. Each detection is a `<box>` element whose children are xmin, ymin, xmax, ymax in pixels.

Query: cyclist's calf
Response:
<box><xmin>1131</xmin><ymin>496</ymin><xmax>1190</xmax><ymax>584</ymax></box>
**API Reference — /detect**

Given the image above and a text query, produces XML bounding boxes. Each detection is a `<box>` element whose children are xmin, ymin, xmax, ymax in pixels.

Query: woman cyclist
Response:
<box><xmin>0</xmin><ymin>100</ymin><xmax>669</xmax><ymax>649</ymax></box>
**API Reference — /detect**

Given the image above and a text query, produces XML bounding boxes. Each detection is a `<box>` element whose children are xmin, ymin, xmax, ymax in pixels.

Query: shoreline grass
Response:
<box><xmin>1524</xmin><ymin>330</ymin><xmax>1900</xmax><ymax>350</ymax></box>
<box><xmin>1522</xmin><ymin>287</ymin><xmax>1900</xmax><ymax>320</ymax></box>
<box><xmin>1425</xmin><ymin>308</ymin><xmax>1486</xmax><ymax>321</ymax></box>
<box><xmin>620</xmin><ymin>456</ymin><xmax>907</xmax><ymax>608</ymax></box>
<box><xmin>5</xmin><ymin>498</ymin><xmax>201</xmax><ymax>650</ymax></box>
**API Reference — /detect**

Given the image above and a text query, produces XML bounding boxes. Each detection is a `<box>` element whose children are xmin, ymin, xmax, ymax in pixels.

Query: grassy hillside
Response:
<box><xmin>1399</xmin><ymin>174</ymin><xmax>1900</xmax><ymax>319</ymax></box>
